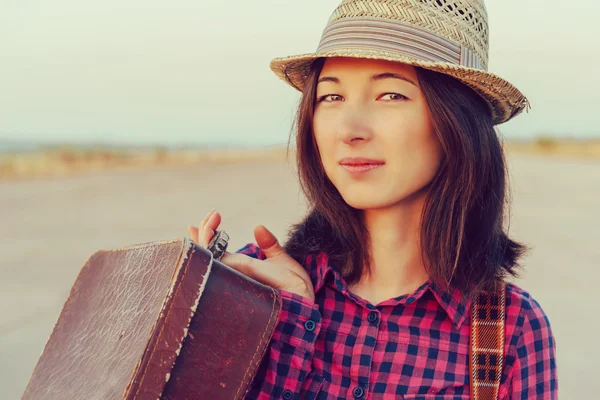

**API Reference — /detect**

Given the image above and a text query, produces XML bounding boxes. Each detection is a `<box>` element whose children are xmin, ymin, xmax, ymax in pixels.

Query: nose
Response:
<box><xmin>336</xmin><ymin>103</ymin><xmax>374</xmax><ymax>144</ymax></box>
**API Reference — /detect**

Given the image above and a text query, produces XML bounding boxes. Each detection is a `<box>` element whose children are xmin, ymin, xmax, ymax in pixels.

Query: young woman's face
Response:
<box><xmin>313</xmin><ymin>57</ymin><xmax>442</xmax><ymax>210</ymax></box>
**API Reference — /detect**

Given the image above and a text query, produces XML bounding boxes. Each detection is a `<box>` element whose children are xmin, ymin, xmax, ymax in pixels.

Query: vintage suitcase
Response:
<box><xmin>22</xmin><ymin>237</ymin><xmax>281</xmax><ymax>399</ymax></box>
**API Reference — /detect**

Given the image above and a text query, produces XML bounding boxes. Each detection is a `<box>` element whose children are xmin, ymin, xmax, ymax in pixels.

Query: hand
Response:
<box><xmin>188</xmin><ymin>210</ymin><xmax>315</xmax><ymax>302</ymax></box>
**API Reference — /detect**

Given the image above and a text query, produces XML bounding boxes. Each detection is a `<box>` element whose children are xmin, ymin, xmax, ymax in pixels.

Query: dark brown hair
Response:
<box><xmin>282</xmin><ymin>58</ymin><xmax>528</xmax><ymax>296</ymax></box>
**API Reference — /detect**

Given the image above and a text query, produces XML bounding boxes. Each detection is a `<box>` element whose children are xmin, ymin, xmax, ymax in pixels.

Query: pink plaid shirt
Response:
<box><xmin>237</xmin><ymin>243</ymin><xmax>557</xmax><ymax>399</ymax></box>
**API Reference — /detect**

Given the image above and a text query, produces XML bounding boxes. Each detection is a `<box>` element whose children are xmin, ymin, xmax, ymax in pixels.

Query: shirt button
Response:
<box><xmin>282</xmin><ymin>389</ymin><xmax>293</xmax><ymax>399</ymax></box>
<box><xmin>367</xmin><ymin>311</ymin><xmax>379</xmax><ymax>323</ymax></box>
<box><xmin>352</xmin><ymin>386</ymin><xmax>365</xmax><ymax>398</ymax></box>
<box><xmin>304</xmin><ymin>319</ymin><xmax>316</xmax><ymax>332</ymax></box>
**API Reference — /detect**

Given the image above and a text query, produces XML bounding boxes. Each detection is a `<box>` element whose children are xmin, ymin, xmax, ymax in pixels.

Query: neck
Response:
<box><xmin>350</xmin><ymin>193</ymin><xmax>430</xmax><ymax>303</ymax></box>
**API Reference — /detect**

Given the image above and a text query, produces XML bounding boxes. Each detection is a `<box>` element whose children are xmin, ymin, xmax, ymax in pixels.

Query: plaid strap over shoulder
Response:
<box><xmin>470</xmin><ymin>281</ymin><xmax>506</xmax><ymax>400</ymax></box>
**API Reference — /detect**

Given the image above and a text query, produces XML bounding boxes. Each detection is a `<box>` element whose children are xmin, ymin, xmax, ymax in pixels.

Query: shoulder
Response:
<box><xmin>505</xmin><ymin>283</ymin><xmax>554</xmax><ymax>339</ymax></box>
<box><xmin>504</xmin><ymin>282</ymin><xmax>556</xmax><ymax>374</ymax></box>
<box><xmin>502</xmin><ymin>284</ymin><xmax>557</xmax><ymax>396</ymax></box>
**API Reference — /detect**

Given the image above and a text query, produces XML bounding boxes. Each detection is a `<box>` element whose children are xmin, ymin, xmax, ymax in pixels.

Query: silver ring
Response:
<box><xmin>207</xmin><ymin>230</ymin><xmax>229</xmax><ymax>261</ymax></box>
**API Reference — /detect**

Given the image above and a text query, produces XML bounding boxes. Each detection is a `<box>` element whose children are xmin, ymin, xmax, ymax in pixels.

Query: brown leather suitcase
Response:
<box><xmin>22</xmin><ymin>238</ymin><xmax>281</xmax><ymax>400</ymax></box>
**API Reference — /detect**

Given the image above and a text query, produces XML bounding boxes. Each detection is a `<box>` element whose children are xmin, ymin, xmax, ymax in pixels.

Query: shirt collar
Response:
<box><xmin>311</xmin><ymin>251</ymin><xmax>472</xmax><ymax>329</ymax></box>
<box><xmin>428</xmin><ymin>281</ymin><xmax>473</xmax><ymax>329</ymax></box>
<box><xmin>309</xmin><ymin>251</ymin><xmax>333</xmax><ymax>294</ymax></box>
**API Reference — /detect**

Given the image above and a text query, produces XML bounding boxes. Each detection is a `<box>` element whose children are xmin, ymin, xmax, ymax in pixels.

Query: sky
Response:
<box><xmin>0</xmin><ymin>0</ymin><xmax>598</xmax><ymax>147</ymax></box>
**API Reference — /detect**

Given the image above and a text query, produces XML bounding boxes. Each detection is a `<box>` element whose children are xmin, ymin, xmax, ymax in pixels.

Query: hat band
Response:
<box><xmin>316</xmin><ymin>17</ymin><xmax>486</xmax><ymax>71</ymax></box>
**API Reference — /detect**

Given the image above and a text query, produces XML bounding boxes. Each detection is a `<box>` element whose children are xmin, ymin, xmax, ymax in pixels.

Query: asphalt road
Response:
<box><xmin>0</xmin><ymin>153</ymin><xmax>597</xmax><ymax>398</ymax></box>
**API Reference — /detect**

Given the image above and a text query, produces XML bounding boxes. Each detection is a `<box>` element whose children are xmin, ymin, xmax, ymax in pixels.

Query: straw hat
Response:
<box><xmin>269</xmin><ymin>0</ymin><xmax>530</xmax><ymax>125</ymax></box>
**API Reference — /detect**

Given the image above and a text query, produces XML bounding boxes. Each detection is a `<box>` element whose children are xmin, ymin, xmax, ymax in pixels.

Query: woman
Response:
<box><xmin>189</xmin><ymin>0</ymin><xmax>557</xmax><ymax>398</ymax></box>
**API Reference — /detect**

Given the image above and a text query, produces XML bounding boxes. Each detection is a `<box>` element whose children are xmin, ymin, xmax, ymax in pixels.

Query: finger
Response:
<box><xmin>205</xmin><ymin>211</ymin><xmax>222</xmax><ymax>232</ymax></box>
<box><xmin>188</xmin><ymin>226</ymin><xmax>199</xmax><ymax>243</ymax></box>
<box><xmin>200</xmin><ymin>225</ymin><xmax>215</xmax><ymax>248</ymax></box>
<box><xmin>254</xmin><ymin>225</ymin><xmax>284</xmax><ymax>258</ymax></box>
<box><xmin>198</xmin><ymin>209</ymin><xmax>215</xmax><ymax>232</ymax></box>
<box><xmin>199</xmin><ymin>212</ymin><xmax>222</xmax><ymax>247</ymax></box>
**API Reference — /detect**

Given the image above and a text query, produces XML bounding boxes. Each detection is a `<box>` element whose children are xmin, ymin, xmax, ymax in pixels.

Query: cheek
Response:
<box><xmin>415</xmin><ymin>111</ymin><xmax>442</xmax><ymax>171</ymax></box>
<box><xmin>385</xmin><ymin>113</ymin><xmax>442</xmax><ymax>187</ymax></box>
<box><xmin>313</xmin><ymin>115</ymin><xmax>337</xmax><ymax>169</ymax></box>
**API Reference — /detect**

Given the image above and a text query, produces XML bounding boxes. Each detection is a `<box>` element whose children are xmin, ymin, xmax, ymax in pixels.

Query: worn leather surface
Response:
<box><xmin>22</xmin><ymin>238</ymin><xmax>282</xmax><ymax>400</ymax></box>
<box><xmin>162</xmin><ymin>255</ymin><xmax>281</xmax><ymax>400</ymax></box>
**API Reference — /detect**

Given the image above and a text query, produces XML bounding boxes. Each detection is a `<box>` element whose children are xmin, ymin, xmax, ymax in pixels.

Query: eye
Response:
<box><xmin>379</xmin><ymin>93</ymin><xmax>408</xmax><ymax>101</ymax></box>
<box><xmin>317</xmin><ymin>94</ymin><xmax>343</xmax><ymax>103</ymax></box>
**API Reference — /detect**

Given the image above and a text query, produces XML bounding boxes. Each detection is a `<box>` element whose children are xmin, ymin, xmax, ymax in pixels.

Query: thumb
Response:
<box><xmin>253</xmin><ymin>225</ymin><xmax>284</xmax><ymax>258</ymax></box>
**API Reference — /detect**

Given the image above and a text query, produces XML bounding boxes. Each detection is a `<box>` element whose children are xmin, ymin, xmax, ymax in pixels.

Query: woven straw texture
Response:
<box><xmin>270</xmin><ymin>0</ymin><xmax>530</xmax><ymax>125</ymax></box>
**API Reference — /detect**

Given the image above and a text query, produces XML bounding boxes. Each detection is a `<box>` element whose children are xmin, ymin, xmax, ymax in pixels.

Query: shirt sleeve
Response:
<box><xmin>235</xmin><ymin>243</ymin><xmax>322</xmax><ymax>400</ymax></box>
<box><xmin>510</xmin><ymin>297</ymin><xmax>558</xmax><ymax>399</ymax></box>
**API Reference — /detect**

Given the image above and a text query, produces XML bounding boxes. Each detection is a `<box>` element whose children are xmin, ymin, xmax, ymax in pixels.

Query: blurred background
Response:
<box><xmin>1</xmin><ymin>0</ymin><xmax>598</xmax><ymax>398</ymax></box>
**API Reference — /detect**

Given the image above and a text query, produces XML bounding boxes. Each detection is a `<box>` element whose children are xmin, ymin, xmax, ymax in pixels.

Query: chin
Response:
<box><xmin>337</xmin><ymin>183</ymin><xmax>423</xmax><ymax>211</ymax></box>
<box><xmin>339</xmin><ymin>191</ymin><xmax>393</xmax><ymax>210</ymax></box>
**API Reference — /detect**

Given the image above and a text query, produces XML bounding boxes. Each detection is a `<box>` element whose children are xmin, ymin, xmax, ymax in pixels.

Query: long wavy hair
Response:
<box><xmin>282</xmin><ymin>57</ymin><xmax>528</xmax><ymax>296</ymax></box>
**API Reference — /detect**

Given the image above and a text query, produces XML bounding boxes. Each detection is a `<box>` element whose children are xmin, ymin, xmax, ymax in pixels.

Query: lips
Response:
<box><xmin>338</xmin><ymin>157</ymin><xmax>385</xmax><ymax>166</ymax></box>
<box><xmin>338</xmin><ymin>157</ymin><xmax>385</xmax><ymax>175</ymax></box>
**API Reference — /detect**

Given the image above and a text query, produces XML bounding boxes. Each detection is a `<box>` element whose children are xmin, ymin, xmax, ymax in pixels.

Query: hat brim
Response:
<box><xmin>270</xmin><ymin>49</ymin><xmax>529</xmax><ymax>125</ymax></box>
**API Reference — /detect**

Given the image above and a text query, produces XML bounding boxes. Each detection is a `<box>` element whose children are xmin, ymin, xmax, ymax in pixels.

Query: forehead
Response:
<box><xmin>319</xmin><ymin>57</ymin><xmax>417</xmax><ymax>80</ymax></box>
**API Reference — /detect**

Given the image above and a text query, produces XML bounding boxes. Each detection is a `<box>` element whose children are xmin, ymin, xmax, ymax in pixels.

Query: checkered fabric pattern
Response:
<box><xmin>470</xmin><ymin>283</ymin><xmax>506</xmax><ymax>400</ymax></box>
<box><xmin>236</xmin><ymin>243</ymin><xmax>557</xmax><ymax>399</ymax></box>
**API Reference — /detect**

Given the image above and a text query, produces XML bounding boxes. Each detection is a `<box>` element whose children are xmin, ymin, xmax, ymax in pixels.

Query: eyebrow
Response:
<box><xmin>317</xmin><ymin>72</ymin><xmax>419</xmax><ymax>87</ymax></box>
